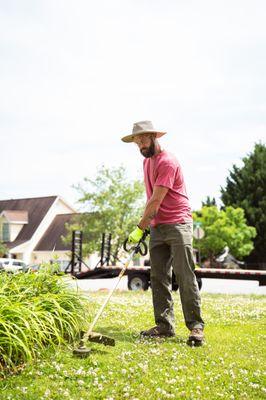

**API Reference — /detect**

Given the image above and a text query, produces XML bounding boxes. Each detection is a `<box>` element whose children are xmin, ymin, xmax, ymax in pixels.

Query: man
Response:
<box><xmin>121</xmin><ymin>120</ymin><xmax>205</xmax><ymax>346</ymax></box>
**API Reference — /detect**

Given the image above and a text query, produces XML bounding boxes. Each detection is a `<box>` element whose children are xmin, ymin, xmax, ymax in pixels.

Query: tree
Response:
<box><xmin>0</xmin><ymin>241</ymin><xmax>7</xmax><ymax>257</ymax></box>
<box><xmin>192</xmin><ymin>206</ymin><xmax>256</xmax><ymax>261</ymax></box>
<box><xmin>221</xmin><ymin>143</ymin><xmax>266</xmax><ymax>262</ymax></box>
<box><xmin>65</xmin><ymin>165</ymin><xmax>145</xmax><ymax>264</ymax></box>
<box><xmin>201</xmin><ymin>196</ymin><xmax>217</xmax><ymax>207</ymax></box>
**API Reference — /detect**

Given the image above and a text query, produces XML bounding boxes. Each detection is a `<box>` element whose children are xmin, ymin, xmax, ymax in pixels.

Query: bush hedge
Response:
<box><xmin>0</xmin><ymin>267</ymin><xmax>88</xmax><ymax>371</ymax></box>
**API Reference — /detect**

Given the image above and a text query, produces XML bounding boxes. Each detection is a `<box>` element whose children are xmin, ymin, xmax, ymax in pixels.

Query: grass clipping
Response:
<box><xmin>0</xmin><ymin>267</ymin><xmax>87</xmax><ymax>371</ymax></box>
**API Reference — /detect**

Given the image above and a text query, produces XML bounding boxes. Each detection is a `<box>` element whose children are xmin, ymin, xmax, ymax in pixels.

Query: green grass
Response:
<box><xmin>0</xmin><ymin>290</ymin><xmax>265</xmax><ymax>400</ymax></box>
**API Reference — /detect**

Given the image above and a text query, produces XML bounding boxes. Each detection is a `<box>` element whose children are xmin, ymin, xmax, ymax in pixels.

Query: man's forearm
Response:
<box><xmin>138</xmin><ymin>199</ymin><xmax>161</xmax><ymax>230</ymax></box>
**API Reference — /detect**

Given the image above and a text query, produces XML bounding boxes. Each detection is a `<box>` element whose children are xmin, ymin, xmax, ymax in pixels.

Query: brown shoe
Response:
<box><xmin>187</xmin><ymin>328</ymin><xmax>204</xmax><ymax>346</ymax></box>
<box><xmin>140</xmin><ymin>325</ymin><xmax>175</xmax><ymax>338</ymax></box>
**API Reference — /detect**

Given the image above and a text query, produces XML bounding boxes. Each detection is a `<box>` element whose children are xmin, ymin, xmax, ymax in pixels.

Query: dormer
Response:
<box><xmin>0</xmin><ymin>210</ymin><xmax>29</xmax><ymax>242</ymax></box>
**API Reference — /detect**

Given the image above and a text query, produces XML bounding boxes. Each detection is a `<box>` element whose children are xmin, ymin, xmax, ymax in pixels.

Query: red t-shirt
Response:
<box><xmin>143</xmin><ymin>150</ymin><xmax>193</xmax><ymax>227</ymax></box>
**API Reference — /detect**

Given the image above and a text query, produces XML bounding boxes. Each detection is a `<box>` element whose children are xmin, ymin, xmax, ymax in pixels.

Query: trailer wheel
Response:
<box><xmin>128</xmin><ymin>274</ymin><xmax>149</xmax><ymax>291</ymax></box>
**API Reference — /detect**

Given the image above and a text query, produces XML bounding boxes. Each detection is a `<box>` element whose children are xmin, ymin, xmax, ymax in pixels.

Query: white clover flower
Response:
<box><xmin>44</xmin><ymin>389</ymin><xmax>51</xmax><ymax>397</ymax></box>
<box><xmin>75</xmin><ymin>368</ymin><xmax>85</xmax><ymax>376</ymax></box>
<box><xmin>167</xmin><ymin>378</ymin><xmax>177</xmax><ymax>384</ymax></box>
<box><xmin>139</xmin><ymin>363</ymin><xmax>148</xmax><ymax>373</ymax></box>
<box><xmin>250</xmin><ymin>383</ymin><xmax>260</xmax><ymax>389</ymax></box>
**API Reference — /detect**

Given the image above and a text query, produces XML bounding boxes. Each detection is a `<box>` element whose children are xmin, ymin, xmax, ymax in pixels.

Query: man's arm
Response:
<box><xmin>138</xmin><ymin>185</ymin><xmax>169</xmax><ymax>230</ymax></box>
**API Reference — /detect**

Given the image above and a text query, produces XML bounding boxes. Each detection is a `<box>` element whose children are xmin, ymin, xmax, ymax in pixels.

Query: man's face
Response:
<box><xmin>133</xmin><ymin>133</ymin><xmax>156</xmax><ymax>158</ymax></box>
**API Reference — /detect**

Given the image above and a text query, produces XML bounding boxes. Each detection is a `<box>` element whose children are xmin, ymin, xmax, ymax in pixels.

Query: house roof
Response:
<box><xmin>0</xmin><ymin>210</ymin><xmax>29</xmax><ymax>223</ymax></box>
<box><xmin>34</xmin><ymin>213</ymin><xmax>79</xmax><ymax>251</ymax></box>
<box><xmin>0</xmin><ymin>196</ymin><xmax>57</xmax><ymax>248</ymax></box>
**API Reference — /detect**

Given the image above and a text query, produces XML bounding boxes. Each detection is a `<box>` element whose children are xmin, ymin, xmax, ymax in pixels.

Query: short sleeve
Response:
<box><xmin>154</xmin><ymin>162</ymin><xmax>177</xmax><ymax>189</ymax></box>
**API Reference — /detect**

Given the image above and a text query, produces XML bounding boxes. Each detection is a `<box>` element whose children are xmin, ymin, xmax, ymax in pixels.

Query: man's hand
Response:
<box><xmin>128</xmin><ymin>226</ymin><xmax>144</xmax><ymax>244</ymax></box>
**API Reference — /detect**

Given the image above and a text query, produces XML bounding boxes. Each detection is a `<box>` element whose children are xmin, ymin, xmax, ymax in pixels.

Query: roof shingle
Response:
<box><xmin>34</xmin><ymin>213</ymin><xmax>78</xmax><ymax>251</ymax></box>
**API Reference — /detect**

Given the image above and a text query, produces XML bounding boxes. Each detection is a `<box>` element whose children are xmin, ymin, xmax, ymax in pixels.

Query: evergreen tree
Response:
<box><xmin>221</xmin><ymin>143</ymin><xmax>266</xmax><ymax>262</ymax></box>
<box><xmin>201</xmin><ymin>196</ymin><xmax>217</xmax><ymax>207</ymax></box>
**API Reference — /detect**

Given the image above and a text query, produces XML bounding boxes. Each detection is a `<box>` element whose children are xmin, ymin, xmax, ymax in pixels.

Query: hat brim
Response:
<box><xmin>121</xmin><ymin>130</ymin><xmax>166</xmax><ymax>143</ymax></box>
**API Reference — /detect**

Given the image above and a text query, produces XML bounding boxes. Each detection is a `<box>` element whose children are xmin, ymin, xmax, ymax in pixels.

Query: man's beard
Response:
<box><xmin>140</xmin><ymin>140</ymin><xmax>155</xmax><ymax>158</ymax></box>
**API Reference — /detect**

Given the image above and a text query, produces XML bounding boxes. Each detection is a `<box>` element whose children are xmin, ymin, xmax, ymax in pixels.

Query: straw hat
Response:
<box><xmin>121</xmin><ymin>120</ymin><xmax>166</xmax><ymax>143</ymax></box>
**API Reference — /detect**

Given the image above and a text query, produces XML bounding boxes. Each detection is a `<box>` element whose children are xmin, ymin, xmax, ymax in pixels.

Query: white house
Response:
<box><xmin>0</xmin><ymin>195</ymin><xmax>79</xmax><ymax>265</ymax></box>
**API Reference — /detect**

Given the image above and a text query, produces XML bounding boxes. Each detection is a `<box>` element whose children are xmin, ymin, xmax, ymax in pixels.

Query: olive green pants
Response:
<box><xmin>149</xmin><ymin>223</ymin><xmax>204</xmax><ymax>332</ymax></box>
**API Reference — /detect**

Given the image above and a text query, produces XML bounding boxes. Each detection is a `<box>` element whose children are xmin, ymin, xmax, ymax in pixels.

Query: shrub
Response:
<box><xmin>0</xmin><ymin>266</ymin><xmax>88</xmax><ymax>371</ymax></box>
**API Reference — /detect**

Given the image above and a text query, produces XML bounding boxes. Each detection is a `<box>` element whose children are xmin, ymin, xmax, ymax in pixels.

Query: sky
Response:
<box><xmin>1</xmin><ymin>0</ymin><xmax>265</xmax><ymax>212</ymax></box>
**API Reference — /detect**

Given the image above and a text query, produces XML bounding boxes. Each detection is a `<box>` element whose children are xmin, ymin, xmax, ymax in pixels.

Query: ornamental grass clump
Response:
<box><xmin>0</xmin><ymin>266</ymin><xmax>88</xmax><ymax>371</ymax></box>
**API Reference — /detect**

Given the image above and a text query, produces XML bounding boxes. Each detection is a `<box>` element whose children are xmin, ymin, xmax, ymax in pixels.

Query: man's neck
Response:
<box><xmin>154</xmin><ymin>142</ymin><xmax>163</xmax><ymax>156</ymax></box>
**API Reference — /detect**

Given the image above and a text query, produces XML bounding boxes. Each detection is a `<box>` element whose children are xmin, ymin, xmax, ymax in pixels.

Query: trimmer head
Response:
<box><xmin>73</xmin><ymin>345</ymin><xmax>92</xmax><ymax>358</ymax></box>
<box><xmin>73</xmin><ymin>332</ymin><xmax>115</xmax><ymax>358</ymax></box>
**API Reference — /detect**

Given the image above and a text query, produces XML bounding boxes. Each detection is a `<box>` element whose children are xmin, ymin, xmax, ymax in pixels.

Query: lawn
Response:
<box><xmin>1</xmin><ymin>290</ymin><xmax>265</xmax><ymax>400</ymax></box>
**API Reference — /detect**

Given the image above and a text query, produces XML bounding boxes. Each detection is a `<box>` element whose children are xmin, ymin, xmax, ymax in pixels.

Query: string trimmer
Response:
<box><xmin>73</xmin><ymin>230</ymin><xmax>149</xmax><ymax>358</ymax></box>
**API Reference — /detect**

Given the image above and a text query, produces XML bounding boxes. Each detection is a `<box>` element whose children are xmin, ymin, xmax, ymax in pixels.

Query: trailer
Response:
<box><xmin>67</xmin><ymin>231</ymin><xmax>266</xmax><ymax>291</ymax></box>
<box><xmin>74</xmin><ymin>263</ymin><xmax>266</xmax><ymax>291</ymax></box>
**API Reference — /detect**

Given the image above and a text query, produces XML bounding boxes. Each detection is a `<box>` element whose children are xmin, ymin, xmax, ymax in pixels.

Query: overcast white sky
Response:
<box><xmin>1</xmin><ymin>0</ymin><xmax>265</xmax><ymax>211</ymax></box>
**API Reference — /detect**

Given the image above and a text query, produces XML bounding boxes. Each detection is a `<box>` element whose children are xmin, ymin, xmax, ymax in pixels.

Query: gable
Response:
<box><xmin>0</xmin><ymin>196</ymin><xmax>57</xmax><ymax>245</ymax></box>
<box><xmin>0</xmin><ymin>210</ymin><xmax>29</xmax><ymax>224</ymax></box>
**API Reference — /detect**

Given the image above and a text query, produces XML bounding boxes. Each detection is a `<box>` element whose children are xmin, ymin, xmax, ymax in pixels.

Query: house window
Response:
<box><xmin>2</xmin><ymin>223</ymin><xmax>10</xmax><ymax>241</ymax></box>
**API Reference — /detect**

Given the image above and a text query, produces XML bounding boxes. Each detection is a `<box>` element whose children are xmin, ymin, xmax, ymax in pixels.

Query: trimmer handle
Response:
<box><xmin>123</xmin><ymin>229</ymin><xmax>149</xmax><ymax>256</ymax></box>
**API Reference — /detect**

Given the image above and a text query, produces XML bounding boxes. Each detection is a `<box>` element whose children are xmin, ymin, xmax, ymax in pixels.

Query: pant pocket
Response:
<box><xmin>165</xmin><ymin>224</ymin><xmax>193</xmax><ymax>245</ymax></box>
